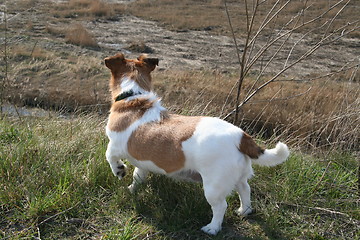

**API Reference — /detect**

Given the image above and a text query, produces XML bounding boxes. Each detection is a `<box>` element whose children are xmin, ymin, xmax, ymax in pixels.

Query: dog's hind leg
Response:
<box><xmin>201</xmin><ymin>170</ymin><xmax>235</xmax><ymax>235</ymax></box>
<box><xmin>128</xmin><ymin>167</ymin><xmax>149</xmax><ymax>193</ymax></box>
<box><xmin>235</xmin><ymin>178</ymin><xmax>252</xmax><ymax>216</ymax></box>
<box><xmin>201</xmin><ymin>179</ymin><xmax>230</xmax><ymax>235</ymax></box>
<box><xmin>106</xmin><ymin>144</ymin><xmax>127</xmax><ymax>179</ymax></box>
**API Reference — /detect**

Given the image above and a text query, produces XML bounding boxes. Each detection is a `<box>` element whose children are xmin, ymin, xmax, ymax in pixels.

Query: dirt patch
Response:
<box><xmin>84</xmin><ymin>15</ymin><xmax>359</xmax><ymax>78</ymax></box>
<box><xmin>5</xmin><ymin>0</ymin><xmax>358</xmax><ymax>76</ymax></box>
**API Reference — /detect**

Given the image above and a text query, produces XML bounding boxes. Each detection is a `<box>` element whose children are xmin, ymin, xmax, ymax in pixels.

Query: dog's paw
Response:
<box><xmin>201</xmin><ymin>224</ymin><xmax>220</xmax><ymax>235</ymax></box>
<box><xmin>236</xmin><ymin>206</ymin><xmax>252</xmax><ymax>216</ymax></box>
<box><xmin>112</xmin><ymin>163</ymin><xmax>127</xmax><ymax>179</ymax></box>
<box><xmin>128</xmin><ymin>183</ymin><xmax>136</xmax><ymax>194</ymax></box>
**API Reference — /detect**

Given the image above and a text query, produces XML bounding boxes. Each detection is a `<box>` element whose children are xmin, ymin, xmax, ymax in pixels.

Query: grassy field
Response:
<box><xmin>1</xmin><ymin>0</ymin><xmax>359</xmax><ymax>239</ymax></box>
<box><xmin>0</xmin><ymin>114</ymin><xmax>359</xmax><ymax>239</ymax></box>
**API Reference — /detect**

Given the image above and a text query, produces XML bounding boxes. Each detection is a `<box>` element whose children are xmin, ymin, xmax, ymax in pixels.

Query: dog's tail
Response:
<box><xmin>239</xmin><ymin>132</ymin><xmax>290</xmax><ymax>167</ymax></box>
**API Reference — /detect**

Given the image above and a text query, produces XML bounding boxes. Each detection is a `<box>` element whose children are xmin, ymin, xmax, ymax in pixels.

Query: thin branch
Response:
<box><xmin>276</xmin><ymin>63</ymin><xmax>360</xmax><ymax>82</ymax></box>
<box><xmin>278</xmin><ymin>202</ymin><xmax>359</xmax><ymax>221</ymax></box>
<box><xmin>223</xmin><ymin>2</ymin><xmax>359</xmax><ymax>121</ymax></box>
<box><xmin>244</xmin><ymin>0</ymin><xmax>350</xmax><ymax>78</ymax></box>
<box><xmin>224</xmin><ymin>0</ymin><xmax>241</xmax><ymax>66</ymax></box>
<box><xmin>248</xmin><ymin>87</ymin><xmax>312</xmax><ymax>103</ymax></box>
<box><xmin>233</xmin><ymin>0</ymin><xmax>259</xmax><ymax>123</ymax></box>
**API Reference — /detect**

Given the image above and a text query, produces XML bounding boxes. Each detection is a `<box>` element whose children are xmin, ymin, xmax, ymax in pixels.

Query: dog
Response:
<box><xmin>104</xmin><ymin>53</ymin><xmax>290</xmax><ymax>235</ymax></box>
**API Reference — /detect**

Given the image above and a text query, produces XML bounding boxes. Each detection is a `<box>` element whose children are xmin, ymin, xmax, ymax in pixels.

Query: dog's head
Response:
<box><xmin>104</xmin><ymin>53</ymin><xmax>159</xmax><ymax>92</ymax></box>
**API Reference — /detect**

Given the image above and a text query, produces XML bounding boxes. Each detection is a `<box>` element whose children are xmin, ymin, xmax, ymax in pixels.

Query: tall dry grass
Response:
<box><xmin>129</xmin><ymin>0</ymin><xmax>360</xmax><ymax>37</ymax></box>
<box><xmin>65</xmin><ymin>24</ymin><xmax>99</xmax><ymax>48</ymax></box>
<box><xmin>151</xmin><ymin>69</ymin><xmax>359</xmax><ymax>151</ymax></box>
<box><xmin>5</xmin><ymin>40</ymin><xmax>359</xmax><ymax>150</ymax></box>
<box><xmin>51</xmin><ymin>0</ymin><xmax>124</xmax><ymax>19</ymax></box>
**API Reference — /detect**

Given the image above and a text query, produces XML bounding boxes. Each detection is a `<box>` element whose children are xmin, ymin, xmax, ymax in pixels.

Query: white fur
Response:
<box><xmin>105</xmin><ymin>80</ymin><xmax>290</xmax><ymax>235</ymax></box>
<box><xmin>106</xmin><ymin>86</ymin><xmax>167</xmax><ymax>177</ymax></box>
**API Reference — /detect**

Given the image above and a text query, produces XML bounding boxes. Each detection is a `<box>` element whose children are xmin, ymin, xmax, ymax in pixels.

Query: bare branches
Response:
<box><xmin>222</xmin><ymin>0</ymin><xmax>359</xmax><ymax>122</ymax></box>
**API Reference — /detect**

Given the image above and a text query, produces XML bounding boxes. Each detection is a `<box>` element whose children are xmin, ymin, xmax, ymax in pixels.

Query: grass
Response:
<box><xmin>0</xmin><ymin>114</ymin><xmax>359</xmax><ymax>239</ymax></box>
<box><xmin>65</xmin><ymin>24</ymin><xmax>99</xmax><ymax>48</ymax></box>
<box><xmin>1</xmin><ymin>1</ymin><xmax>359</xmax><ymax>238</ymax></box>
<box><xmin>128</xmin><ymin>0</ymin><xmax>360</xmax><ymax>38</ymax></box>
<box><xmin>4</xmin><ymin>43</ymin><xmax>359</xmax><ymax>149</ymax></box>
<box><xmin>51</xmin><ymin>0</ymin><xmax>120</xmax><ymax>19</ymax></box>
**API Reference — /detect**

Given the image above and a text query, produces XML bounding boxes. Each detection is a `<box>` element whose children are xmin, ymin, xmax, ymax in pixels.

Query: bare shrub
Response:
<box><xmin>65</xmin><ymin>24</ymin><xmax>99</xmax><ymax>48</ymax></box>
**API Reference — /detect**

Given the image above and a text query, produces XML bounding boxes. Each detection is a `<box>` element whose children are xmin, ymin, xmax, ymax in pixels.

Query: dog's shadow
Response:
<box><xmin>129</xmin><ymin>174</ymin><xmax>287</xmax><ymax>240</ymax></box>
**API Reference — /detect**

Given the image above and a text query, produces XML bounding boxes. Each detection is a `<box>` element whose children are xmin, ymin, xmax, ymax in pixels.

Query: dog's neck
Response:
<box><xmin>112</xmin><ymin>77</ymin><xmax>158</xmax><ymax>103</ymax></box>
<box><xmin>114</xmin><ymin>90</ymin><xmax>142</xmax><ymax>102</ymax></box>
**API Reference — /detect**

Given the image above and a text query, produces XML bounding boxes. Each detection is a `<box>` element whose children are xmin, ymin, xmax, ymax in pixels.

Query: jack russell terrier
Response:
<box><xmin>104</xmin><ymin>53</ymin><xmax>289</xmax><ymax>235</ymax></box>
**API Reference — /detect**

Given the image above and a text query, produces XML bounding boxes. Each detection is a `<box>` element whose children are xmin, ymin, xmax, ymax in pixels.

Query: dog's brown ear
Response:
<box><xmin>138</xmin><ymin>54</ymin><xmax>159</xmax><ymax>71</ymax></box>
<box><xmin>104</xmin><ymin>53</ymin><xmax>125</xmax><ymax>71</ymax></box>
<box><xmin>144</xmin><ymin>58</ymin><xmax>159</xmax><ymax>67</ymax></box>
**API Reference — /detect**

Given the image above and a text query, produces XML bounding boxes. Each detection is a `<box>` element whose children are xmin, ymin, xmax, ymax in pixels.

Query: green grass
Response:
<box><xmin>0</xmin><ymin>115</ymin><xmax>359</xmax><ymax>239</ymax></box>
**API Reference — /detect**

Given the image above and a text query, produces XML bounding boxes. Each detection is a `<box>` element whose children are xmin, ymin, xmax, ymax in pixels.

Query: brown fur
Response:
<box><xmin>104</xmin><ymin>53</ymin><xmax>158</xmax><ymax>101</ymax></box>
<box><xmin>239</xmin><ymin>132</ymin><xmax>264</xmax><ymax>159</ymax></box>
<box><xmin>127</xmin><ymin>115</ymin><xmax>202</xmax><ymax>173</ymax></box>
<box><xmin>107</xmin><ymin>98</ymin><xmax>155</xmax><ymax>132</ymax></box>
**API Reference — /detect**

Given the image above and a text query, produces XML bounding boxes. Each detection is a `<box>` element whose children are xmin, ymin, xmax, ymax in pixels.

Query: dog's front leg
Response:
<box><xmin>106</xmin><ymin>146</ymin><xmax>127</xmax><ymax>179</ymax></box>
<box><xmin>128</xmin><ymin>167</ymin><xmax>149</xmax><ymax>193</ymax></box>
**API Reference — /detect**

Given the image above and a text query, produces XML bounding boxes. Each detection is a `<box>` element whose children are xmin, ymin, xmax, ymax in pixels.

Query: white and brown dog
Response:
<box><xmin>104</xmin><ymin>53</ymin><xmax>289</xmax><ymax>235</ymax></box>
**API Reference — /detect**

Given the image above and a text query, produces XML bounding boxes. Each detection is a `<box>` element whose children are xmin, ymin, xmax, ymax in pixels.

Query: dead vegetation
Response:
<box><xmin>129</xmin><ymin>0</ymin><xmax>360</xmax><ymax>38</ymax></box>
<box><xmin>1</xmin><ymin>0</ymin><xmax>359</xmax><ymax>151</ymax></box>
<box><xmin>51</xmin><ymin>0</ymin><xmax>122</xmax><ymax>19</ymax></box>
<box><xmin>65</xmin><ymin>24</ymin><xmax>99</xmax><ymax>48</ymax></box>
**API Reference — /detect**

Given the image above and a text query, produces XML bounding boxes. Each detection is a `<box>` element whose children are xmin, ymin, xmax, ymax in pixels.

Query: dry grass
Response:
<box><xmin>151</xmin><ymin>69</ymin><xmax>359</xmax><ymax>150</ymax></box>
<box><xmin>2</xmin><ymin>0</ymin><xmax>359</xmax><ymax>151</ymax></box>
<box><xmin>126</xmin><ymin>41</ymin><xmax>154</xmax><ymax>53</ymax></box>
<box><xmin>51</xmin><ymin>0</ymin><xmax>124</xmax><ymax>19</ymax></box>
<box><xmin>128</xmin><ymin>0</ymin><xmax>360</xmax><ymax>38</ymax></box>
<box><xmin>46</xmin><ymin>24</ymin><xmax>65</xmax><ymax>37</ymax></box>
<box><xmin>65</xmin><ymin>24</ymin><xmax>99</xmax><ymax>48</ymax></box>
<box><xmin>4</xmin><ymin>41</ymin><xmax>359</xmax><ymax>150</ymax></box>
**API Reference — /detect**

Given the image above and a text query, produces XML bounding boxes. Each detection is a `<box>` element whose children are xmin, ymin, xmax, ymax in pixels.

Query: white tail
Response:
<box><xmin>251</xmin><ymin>142</ymin><xmax>290</xmax><ymax>167</ymax></box>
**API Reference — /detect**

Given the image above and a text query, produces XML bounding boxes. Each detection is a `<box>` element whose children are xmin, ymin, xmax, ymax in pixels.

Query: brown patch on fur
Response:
<box><xmin>107</xmin><ymin>98</ymin><xmax>155</xmax><ymax>132</ymax></box>
<box><xmin>127</xmin><ymin>115</ymin><xmax>202</xmax><ymax>173</ymax></box>
<box><xmin>239</xmin><ymin>132</ymin><xmax>265</xmax><ymax>159</ymax></box>
<box><xmin>104</xmin><ymin>53</ymin><xmax>159</xmax><ymax>101</ymax></box>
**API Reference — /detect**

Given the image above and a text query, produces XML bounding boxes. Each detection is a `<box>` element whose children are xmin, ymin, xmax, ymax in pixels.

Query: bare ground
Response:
<box><xmin>3</xmin><ymin>0</ymin><xmax>359</xmax><ymax>76</ymax></box>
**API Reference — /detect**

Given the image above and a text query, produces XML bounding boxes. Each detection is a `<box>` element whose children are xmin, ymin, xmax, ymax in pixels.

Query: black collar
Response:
<box><xmin>115</xmin><ymin>90</ymin><xmax>142</xmax><ymax>102</ymax></box>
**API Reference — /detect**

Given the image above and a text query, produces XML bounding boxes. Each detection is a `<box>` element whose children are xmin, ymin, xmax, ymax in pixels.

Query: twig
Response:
<box><xmin>278</xmin><ymin>202</ymin><xmax>358</xmax><ymax>221</ymax></box>
<box><xmin>30</xmin><ymin>40</ymin><xmax>39</xmax><ymax>57</ymax></box>
<box><xmin>311</xmin><ymin>160</ymin><xmax>332</xmax><ymax>193</ymax></box>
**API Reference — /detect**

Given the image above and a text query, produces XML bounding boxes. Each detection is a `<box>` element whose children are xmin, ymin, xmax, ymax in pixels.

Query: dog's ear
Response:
<box><xmin>104</xmin><ymin>53</ymin><xmax>125</xmax><ymax>71</ymax></box>
<box><xmin>138</xmin><ymin>54</ymin><xmax>159</xmax><ymax>71</ymax></box>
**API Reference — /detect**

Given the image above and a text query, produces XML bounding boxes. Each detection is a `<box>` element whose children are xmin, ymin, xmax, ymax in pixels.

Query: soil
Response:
<box><xmin>85</xmin><ymin>15</ymin><xmax>360</xmax><ymax>77</ymax></box>
<box><xmin>3</xmin><ymin>0</ymin><xmax>359</xmax><ymax>77</ymax></box>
